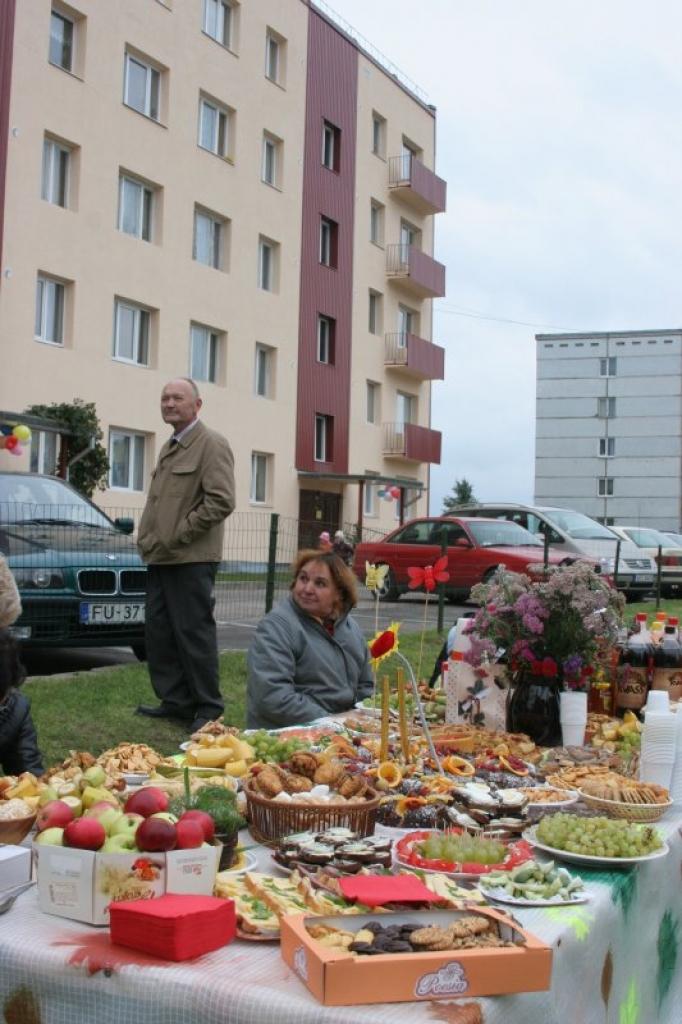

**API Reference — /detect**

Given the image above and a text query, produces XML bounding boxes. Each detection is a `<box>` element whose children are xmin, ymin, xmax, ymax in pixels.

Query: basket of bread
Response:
<box><xmin>578</xmin><ymin>773</ymin><xmax>672</xmax><ymax>823</ymax></box>
<box><xmin>244</xmin><ymin>752</ymin><xmax>380</xmax><ymax>845</ymax></box>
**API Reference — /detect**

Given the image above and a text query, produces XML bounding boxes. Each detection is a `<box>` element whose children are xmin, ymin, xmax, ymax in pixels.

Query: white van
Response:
<box><xmin>454</xmin><ymin>503</ymin><xmax>656</xmax><ymax>600</ymax></box>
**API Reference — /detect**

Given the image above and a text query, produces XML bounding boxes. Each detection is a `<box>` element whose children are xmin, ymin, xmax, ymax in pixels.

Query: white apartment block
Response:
<box><xmin>535</xmin><ymin>329</ymin><xmax>682</xmax><ymax>530</ymax></box>
<box><xmin>0</xmin><ymin>0</ymin><xmax>446</xmax><ymax>547</ymax></box>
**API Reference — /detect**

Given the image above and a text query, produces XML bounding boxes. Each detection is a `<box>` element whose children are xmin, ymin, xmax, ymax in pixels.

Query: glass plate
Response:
<box><xmin>522</xmin><ymin>826</ymin><xmax>670</xmax><ymax>867</ymax></box>
<box><xmin>478</xmin><ymin>884</ymin><xmax>589</xmax><ymax>907</ymax></box>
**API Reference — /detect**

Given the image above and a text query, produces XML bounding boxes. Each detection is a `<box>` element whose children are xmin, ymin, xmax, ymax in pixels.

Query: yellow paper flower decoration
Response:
<box><xmin>369</xmin><ymin>622</ymin><xmax>400</xmax><ymax>666</ymax></box>
<box><xmin>365</xmin><ymin>561</ymin><xmax>389</xmax><ymax>594</ymax></box>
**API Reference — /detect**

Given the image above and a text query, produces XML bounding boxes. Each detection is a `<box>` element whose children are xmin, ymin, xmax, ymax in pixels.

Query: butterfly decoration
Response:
<box><xmin>407</xmin><ymin>555</ymin><xmax>449</xmax><ymax>592</ymax></box>
<box><xmin>365</xmin><ymin>561</ymin><xmax>389</xmax><ymax>594</ymax></box>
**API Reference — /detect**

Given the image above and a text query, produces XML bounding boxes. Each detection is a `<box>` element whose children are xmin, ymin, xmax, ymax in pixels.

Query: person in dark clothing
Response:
<box><xmin>0</xmin><ymin>630</ymin><xmax>44</xmax><ymax>776</ymax></box>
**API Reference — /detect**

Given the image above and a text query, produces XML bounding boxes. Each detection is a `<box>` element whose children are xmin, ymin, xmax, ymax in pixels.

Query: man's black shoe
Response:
<box><xmin>189</xmin><ymin>717</ymin><xmax>211</xmax><ymax>733</ymax></box>
<box><xmin>136</xmin><ymin>704</ymin><xmax>194</xmax><ymax>721</ymax></box>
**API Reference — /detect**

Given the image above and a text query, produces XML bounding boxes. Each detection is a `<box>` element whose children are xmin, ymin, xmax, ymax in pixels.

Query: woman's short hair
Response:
<box><xmin>290</xmin><ymin>549</ymin><xmax>358</xmax><ymax>611</ymax></box>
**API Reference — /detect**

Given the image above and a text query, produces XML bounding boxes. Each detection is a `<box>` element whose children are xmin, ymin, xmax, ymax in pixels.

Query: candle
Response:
<box><xmin>396</xmin><ymin>667</ymin><xmax>410</xmax><ymax>762</ymax></box>
<box><xmin>380</xmin><ymin>675</ymin><xmax>390</xmax><ymax>762</ymax></box>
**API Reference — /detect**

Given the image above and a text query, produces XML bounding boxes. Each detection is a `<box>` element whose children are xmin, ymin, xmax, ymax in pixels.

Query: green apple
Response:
<box><xmin>82</xmin><ymin>765</ymin><xmax>106</xmax><ymax>788</ymax></box>
<box><xmin>38</xmin><ymin>785</ymin><xmax>59</xmax><ymax>807</ymax></box>
<box><xmin>60</xmin><ymin>795</ymin><xmax>83</xmax><ymax>818</ymax></box>
<box><xmin>149</xmin><ymin>812</ymin><xmax>178</xmax><ymax>825</ymax></box>
<box><xmin>35</xmin><ymin>827</ymin><xmax>65</xmax><ymax>846</ymax></box>
<box><xmin>81</xmin><ymin>786</ymin><xmax>118</xmax><ymax>810</ymax></box>
<box><xmin>102</xmin><ymin>833</ymin><xmax>139</xmax><ymax>854</ymax></box>
<box><xmin>86</xmin><ymin>806</ymin><xmax>122</xmax><ymax>835</ymax></box>
<box><xmin>56</xmin><ymin>781</ymin><xmax>79</xmax><ymax>799</ymax></box>
<box><xmin>110</xmin><ymin>813</ymin><xmax>144</xmax><ymax>840</ymax></box>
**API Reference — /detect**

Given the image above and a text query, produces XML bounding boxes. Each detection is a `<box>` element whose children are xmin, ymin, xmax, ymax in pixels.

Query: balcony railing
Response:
<box><xmin>382</xmin><ymin>422</ymin><xmax>442</xmax><ymax>464</ymax></box>
<box><xmin>386</xmin><ymin>243</ymin><xmax>446</xmax><ymax>299</ymax></box>
<box><xmin>384</xmin><ymin>332</ymin><xmax>445</xmax><ymax>380</ymax></box>
<box><xmin>388</xmin><ymin>154</ymin><xmax>447</xmax><ymax>215</ymax></box>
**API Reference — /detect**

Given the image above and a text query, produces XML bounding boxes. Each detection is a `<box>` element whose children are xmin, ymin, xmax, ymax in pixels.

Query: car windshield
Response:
<box><xmin>540</xmin><ymin>509</ymin><xmax>617</xmax><ymax>541</ymax></box>
<box><xmin>624</xmin><ymin>527</ymin><xmax>674</xmax><ymax>548</ymax></box>
<box><xmin>0</xmin><ymin>474</ymin><xmax>114</xmax><ymax>529</ymax></box>
<box><xmin>467</xmin><ymin>520</ymin><xmax>543</xmax><ymax>548</ymax></box>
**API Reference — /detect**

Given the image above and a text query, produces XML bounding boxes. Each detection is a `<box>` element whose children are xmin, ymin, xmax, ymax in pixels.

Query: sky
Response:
<box><xmin>326</xmin><ymin>0</ymin><xmax>682</xmax><ymax>513</ymax></box>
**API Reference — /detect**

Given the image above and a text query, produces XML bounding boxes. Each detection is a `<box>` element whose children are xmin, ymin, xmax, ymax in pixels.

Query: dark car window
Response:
<box><xmin>467</xmin><ymin>520</ymin><xmax>543</xmax><ymax>548</ymax></box>
<box><xmin>393</xmin><ymin>521</ymin><xmax>433</xmax><ymax>545</ymax></box>
<box><xmin>432</xmin><ymin>522</ymin><xmax>467</xmax><ymax>545</ymax></box>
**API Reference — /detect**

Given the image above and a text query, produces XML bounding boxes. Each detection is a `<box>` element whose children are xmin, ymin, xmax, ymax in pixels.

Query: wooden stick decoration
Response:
<box><xmin>396</xmin><ymin>650</ymin><xmax>443</xmax><ymax>774</ymax></box>
<box><xmin>380</xmin><ymin>674</ymin><xmax>390</xmax><ymax>762</ymax></box>
<box><xmin>396</xmin><ymin>667</ymin><xmax>411</xmax><ymax>763</ymax></box>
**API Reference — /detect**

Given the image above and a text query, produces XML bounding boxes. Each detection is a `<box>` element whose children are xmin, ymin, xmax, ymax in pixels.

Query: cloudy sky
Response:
<box><xmin>328</xmin><ymin>0</ymin><xmax>682</xmax><ymax>512</ymax></box>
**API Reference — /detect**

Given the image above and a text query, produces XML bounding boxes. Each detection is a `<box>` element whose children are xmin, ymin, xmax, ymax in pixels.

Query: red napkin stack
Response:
<box><xmin>109</xmin><ymin>894</ymin><xmax>236</xmax><ymax>961</ymax></box>
<box><xmin>338</xmin><ymin>875</ymin><xmax>440</xmax><ymax>907</ymax></box>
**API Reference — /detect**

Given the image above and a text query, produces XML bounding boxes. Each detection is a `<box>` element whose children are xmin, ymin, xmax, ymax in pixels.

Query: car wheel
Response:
<box><xmin>623</xmin><ymin>591</ymin><xmax>641</xmax><ymax>604</ymax></box>
<box><xmin>131</xmin><ymin>642</ymin><xmax>147</xmax><ymax>661</ymax></box>
<box><xmin>482</xmin><ymin>567</ymin><xmax>499</xmax><ymax>584</ymax></box>
<box><xmin>376</xmin><ymin>567</ymin><xmax>400</xmax><ymax>602</ymax></box>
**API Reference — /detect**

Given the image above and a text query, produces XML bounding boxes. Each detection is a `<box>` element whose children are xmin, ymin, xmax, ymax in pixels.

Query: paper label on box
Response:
<box><xmin>165</xmin><ymin>847</ymin><xmax>219</xmax><ymax>895</ymax></box>
<box><xmin>415</xmin><ymin>961</ymin><xmax>469</xmax><ymax>998</ymax></box>
<box><xmin>293</xmin><ymin>945</ymin><xmax>308</xmax><ymax>981</ymax></box>
<box><xmin>48</xmin><ymin>881</ymin><xmax>80</xmax><ymax>908</ymax></box>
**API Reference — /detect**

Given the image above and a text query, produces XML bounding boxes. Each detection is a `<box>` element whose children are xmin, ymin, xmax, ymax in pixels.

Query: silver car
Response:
<box><xmin>452</xmin><ymin>503</ymin><xmax>656</xmax><ymax>600</ymax></box>
<box><xmin>610</xmin><ymin>525</ymin><xmax>682</xmax><ymax>597</ymax></box>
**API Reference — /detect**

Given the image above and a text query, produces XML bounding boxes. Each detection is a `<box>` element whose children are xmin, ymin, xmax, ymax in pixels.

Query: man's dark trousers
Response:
<box><xmin>145</xmin><ymin>562</ymin><xmax>224</xmax><ymax>721</ymax></box>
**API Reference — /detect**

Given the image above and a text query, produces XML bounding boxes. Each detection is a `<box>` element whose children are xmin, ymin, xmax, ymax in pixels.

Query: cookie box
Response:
<box><xmin>280</xmin><ymin>907</ymin><xmax>552</xmax><ymax>1006</ymax></box>
<box><xmin>34</xmin><ymin>843</ymin><xmax>220</xmax><ymax>926</ymax></box>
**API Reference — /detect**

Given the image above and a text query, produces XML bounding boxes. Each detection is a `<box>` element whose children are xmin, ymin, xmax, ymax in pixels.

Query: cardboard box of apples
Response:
<box><xmin>34</xmin><ymin>774</ymin><xmax>220</xmax><ymax>926</ymax></box>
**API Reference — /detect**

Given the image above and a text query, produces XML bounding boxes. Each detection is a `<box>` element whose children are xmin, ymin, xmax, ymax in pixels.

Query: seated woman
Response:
<box><xmin>0</xmin><ymin>630</ymin><xmax>44</xmax><ymax>776</ymax></box>
<box><xmin>246</xmin><ymin>549</ymin><xmax>373</xmax><ymax>729</ymax></box>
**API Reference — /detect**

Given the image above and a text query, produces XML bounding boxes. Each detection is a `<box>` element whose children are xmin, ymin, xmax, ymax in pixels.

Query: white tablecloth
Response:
<box><xmin>1</xmin><ymin>814</ymin><xmax>681</xmax><ymax>1024</ymax></box>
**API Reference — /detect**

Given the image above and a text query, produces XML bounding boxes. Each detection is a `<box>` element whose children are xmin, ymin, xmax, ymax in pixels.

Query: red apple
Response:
<box><xmin>36</xmin><ymin>799</ymin><xmax>75</xmax><ymax>833</ymax></box>
<box><xmin>63</xmin><ymin>817</ymin><xmax>106</xmax><ymax>851</ymax></box>
<box><xmin>135</xmin><ymin>816</ymin><xmax>177</xmax><ymax>852</ymax></box>
<box><xmin>175</xmin><ymin>818</ymin><xmax>205</xmax><ymax>850</ymax></box>
<box><xmin>179</xmin><ymin>810</ymin><xmax>215</xmax><ymax>843</ymax></box>
<box><xmin>124</xmin><ymin>787</ymin><xmax>169</xmax><ymax>818</ymax></box>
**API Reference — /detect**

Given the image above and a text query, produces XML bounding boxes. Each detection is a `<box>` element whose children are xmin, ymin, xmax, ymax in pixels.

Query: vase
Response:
<box><xmin>506</xmin><ymin>672</ymin><xmax>562</xmax><ymax>747</ymax></box>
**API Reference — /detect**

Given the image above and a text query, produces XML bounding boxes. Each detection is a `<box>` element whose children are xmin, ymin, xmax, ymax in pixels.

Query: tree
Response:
<box><xmin>442</xmin><ymin>478</ymin><xmax>477</xmax><ymax>514</ymax></box>
<box><xmin>25</xmin><ymin>398</ymin><xmax>109</xmax><ymax>498</ymax></box>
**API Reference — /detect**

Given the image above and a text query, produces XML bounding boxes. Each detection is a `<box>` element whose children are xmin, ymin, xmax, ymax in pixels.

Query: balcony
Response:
<box><xmin>384</xmin><ymin>332</ymin><xmax>445</xmax><ymax>380</ymax></box>
<box><xmin>386</xmin><ymin>243</ymin><xmax>446</xmax><ymax>299</ymax></box>
<box><xmin>388</xmin><ymin>154</ymin><xmax>447</xmax><ymax>215</ymax></box>
<box><xmin>383</xmin><ymin>422</ymin><xmax>442</xmax><ymax>464</ymax></box>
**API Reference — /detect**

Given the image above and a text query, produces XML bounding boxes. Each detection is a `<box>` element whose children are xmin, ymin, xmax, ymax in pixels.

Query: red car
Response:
<box><xmin>353</xmin><ymin>516</ymin><xmax>570</xmax><ymax>601</ymax></box>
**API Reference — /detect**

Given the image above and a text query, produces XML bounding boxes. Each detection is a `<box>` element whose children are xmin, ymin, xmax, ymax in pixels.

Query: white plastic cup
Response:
<box><xmin>561</xmin><ymin>723</ymin><xmax>586</xmax><ymax>746</ymax></box>
<box><xmin>645</xmin><ymin>691</ymin><xmax>671</xmax><ymax>714</ymax></box>
<box><xmin>560</xmin><ymin>692</ymin><xmax>587</xmax><ymax>721</ymax></box>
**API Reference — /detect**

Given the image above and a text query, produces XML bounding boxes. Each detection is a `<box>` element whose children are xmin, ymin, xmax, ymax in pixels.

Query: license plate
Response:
<box><xmin>633</xmin><ymin>575</ymin><xmax>654</xmax><ymax>583</ymax></box>
<box><xmin>79</xmin><ymin>602</ymin><xmax>145</xmax><ymax>625</ymax></box>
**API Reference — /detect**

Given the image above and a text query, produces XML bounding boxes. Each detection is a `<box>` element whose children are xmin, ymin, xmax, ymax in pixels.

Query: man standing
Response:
<box><xmin>136</xmin><ymin>378</ymin><xmax>235</xmax><ymax>731</ymax></box>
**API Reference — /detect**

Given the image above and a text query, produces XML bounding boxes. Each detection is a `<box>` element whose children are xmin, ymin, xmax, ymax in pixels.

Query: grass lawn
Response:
<box><xmin>25</xmin><ymin>630</ymin><xmax>445</xmax><ymax>770</ymax></box>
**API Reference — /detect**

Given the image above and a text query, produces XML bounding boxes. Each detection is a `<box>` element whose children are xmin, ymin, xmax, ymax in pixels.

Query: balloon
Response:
<box><xmin>376</xmin><ymin>489</ymin><xmax>386</xmax><ymax>498</ymax></box>
<box><xmin>383</xmin><ymin>491</ymin><xmax>393</xmax><ymax>502</ymax></box>
<box><xmin>12</xmin><ymin>425</ymin><xmax>31</xmax><ymax>442</ymax></box>
<box><xmin>4</xmin><ymin>435</ymin><xmax>18</xmax><ymax>451</ymax></box>
<box><xmin>0</xmin><ymin>426</ymin><xmax>11</xmax><ymax>436</ymax></box>
<box><xmin>390</xmin><ymin>486</ymin><xmax>401</xmax><ymax>499</ymax></box>
<box><xmin>9</xmin><ymin>445</ymin><xmax>22</xmax><ymax>456</ymax></box>
<box><xmin>0</xmin><ymin>437</ymin><xmax>5</xmax><ymax>448</ymax></box>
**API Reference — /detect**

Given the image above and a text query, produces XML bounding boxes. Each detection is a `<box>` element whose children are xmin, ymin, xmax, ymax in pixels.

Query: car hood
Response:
<box><xmin>563</xmin><ymin>537</ymin><xmax>653</xmax><ymax>563</ymax></box>
<box><xmin>1</xmin><ymin>522</ymin><xmax>142</xmax><ymax>566</ymax></box>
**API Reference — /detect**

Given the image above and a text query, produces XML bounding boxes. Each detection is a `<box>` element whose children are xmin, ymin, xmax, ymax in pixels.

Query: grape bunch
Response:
<box><xmin>419</xmin><ymin>833</ymin><xmax>507</xmax><ymax>866</ymax></box>
<box><xmin>242</xmin><ymin>730</ymin><xmax>306</xmax><ymax>764</ymax></box>
<box><xmin>536</xmin><ymin>812</ymin><xmax>663</xmax><ymax>858</ymax></box>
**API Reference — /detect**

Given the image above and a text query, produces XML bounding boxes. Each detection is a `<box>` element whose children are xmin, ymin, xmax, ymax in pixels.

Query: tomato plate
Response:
<box><xmin>394</xmin><ymin>829</ymin><xmax>534</xmax><ymax>877</ymax></box>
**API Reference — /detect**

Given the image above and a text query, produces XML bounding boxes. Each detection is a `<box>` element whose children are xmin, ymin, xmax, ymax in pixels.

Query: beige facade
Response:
<box><xmin>0</xmin><ymin>0</ymin><xmax>444</xmax><ymax>543</ymax></box>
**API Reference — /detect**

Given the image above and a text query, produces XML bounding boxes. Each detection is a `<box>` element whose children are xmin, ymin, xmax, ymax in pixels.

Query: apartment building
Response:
<box><xmin>535</xmin><ymin>329</ymin><xmax>682</xmax><ymax>530</ymax></box>
<box><xmin>0</xmin><ymin>0</ymin><xmax>446</xmax><ymax>545</ymax></box>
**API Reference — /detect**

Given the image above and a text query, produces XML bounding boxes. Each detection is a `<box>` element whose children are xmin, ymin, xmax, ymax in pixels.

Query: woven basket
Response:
<box><xmin>243</xmin><ymin>780</ymin><xmax>381</xmax><ymax>846</ymax></box>
<box><xmin>577</xmin><ymin>790</ymin><xmax>672</xmax><ymax>823</ymax></box>
<box><xmin>0</xmin><ymin>813</ymin><xmax>36</xmax><ymax>845</ymax></box>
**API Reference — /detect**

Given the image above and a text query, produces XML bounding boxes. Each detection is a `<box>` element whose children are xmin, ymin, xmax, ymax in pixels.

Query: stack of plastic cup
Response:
<box><xmin>639</xmin><ymin>700</ymin><xmax>676</xmax><ymax>790</ymax></box>
<box><xmin>559</xmin><ymin>691</ymin><xmax>588</xmax><ymax>747</ymax></box>
<box><xmin>669</xmin><ymin>706</ymin><xmax>682</xmax><ymax>803</ymax></box>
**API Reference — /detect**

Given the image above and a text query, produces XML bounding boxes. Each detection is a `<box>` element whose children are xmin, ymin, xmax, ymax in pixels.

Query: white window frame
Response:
<box><xmin>598</xmin><ymin>477</ymin><xmax>614</xmax><ymax>497</ymax></box>
<box><xmin>193</xmin><ymin>208</ymin><xmax>223</xmax><ymax>269</ymax></box>
<box><xmin>371</xmin><ymin>112</ymin><xmax>386</xmax><ymax>157</ymax></box>
<box><xmin>49</xmin><ymin>8</ymin><xmax>74</xmax><ymax>72</ymax></box>
<box><xmin>113</xmin><ymin>299</ymin><xmax>150</xmax><ymax>366</ymax></box>
<box><xmin>370</xmin><ymin>200</ymin><xmax>384</xmax><ymax>245</ymax></box>
<box><xmin>600</xmin><ymin>356</ymin><xmax>617</xmax><ymax>377</ymax></box>
<box><xmin>368</xmin><ymin>290</ymin><xmax>381</xmax><ymax>335</ymax></box>
<box><xmin>261</xmin><ymin>133</ymin><xmax>279</xmax><ymax>187</ymax></box>
<box><xmin>322</xmin><ymin>121</ymin><xmax>338</xmax><ymax>170</ymax></box>
<box><xmin>599</xmin><ymin>437</ymin><xmax>615</xmax><ymax>457</ymax></box>
<box><xmin>190</xmin><ymin>323</ymin><xmax>220</xmax><ymax>383</ymax></box>
<box><xmin>202</xmin><ymin>0</ymin><xmax>232</xmax><ymax>47</ymax></box>
<box><xmin>319</xmin><ymin>217</ymin><xmax>333</xmax><ymax>266</ymax></box>
<box><xmin>124</xmin><ymin>52</ymin><xmax>160</xmax><ymax>121</ymax></box>
<box><xmin>396</xmin><ymin>391</ymin><xmax>415</xmax><ymax>426</ymax></box>
<box><xmin>35</xmin><ymin>275</ymin><xmax>65</xmax><ymax>346</ymax></box>
<box><xmin>366</xmin><ymin>381</ymin><xmax>379</xmax><ymax>424</ymax></box>
<box><xmin>398</xmin><ymin>304</ymin><xmax>416</xmax><ymax>344</ymax></box>
<box><xmin>317</xmin><ymin>315</ymin><xmax>333</xmax><ymax>364</ymax></box>
<box><xmin>314</xmin><ymin>414</ymin><xmax>330</xmax><ymax>462</ymax></box>
<box><xmin>198</xmin><ymin>96</ymin><xmax>230</xmax><ymax>157</ymax></box>
<box><xmin>250</xmin><ymin>451</ymin><xmax>270</xmax><ymax>504</ymax></box>
<box><xmin>598</xmin><ymin>396</ymin><xmax>616</xmax><ymax>418</ymax></box>
<box><xmin>29</xmin><ymin>430</ymin><xmax>59</xmax><ymax>475</ymax></box>
<box><xmin>41</xmin><ymin>137</ymin><xmax>70</xmax><ymax>207</ymax></box>
<box><xmin>254</xmin><ymin>343</ymin><xmax>273</xmax><ymax>397</ymax></box>
<box><xmin>265</xmin><ymin>31</ymin><xmax>280</xmax><ymax>82</ymax></box>
<box><xmin>258</xmin><ymin>237</ymin><xmax>276</xmax><ymax>291</ymax></box>
<box><xmin>363</xmin><ymin>483</ymin><xmax>376</xmax><ymax>517</ymax></box>
<box><xmin>109</xmin><ymin>430</ymin><xmax>146</xmax><ymax>491</ymax></box>
<box><xmin>118</xmin><ymin>174</ymin><xmax>153</xmax><ymax>241</ymax></box>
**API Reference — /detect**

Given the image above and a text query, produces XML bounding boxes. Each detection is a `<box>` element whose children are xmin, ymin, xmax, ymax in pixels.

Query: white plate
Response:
<box><xmin>478</xmin><ymin>884</ymin><xmax>589</xmax><ymax>907</ymax></box>
<box><xmin>524</xmin><ymin>790</ymin><xmax>579</xmax><ymax>809</ymax></box>
<box><xmin>218</xmin><ymin>850</ymin><xmax>258</xmax><ymax>876</ymax></box>
<box><xmin>179</xmin><ymin>741</ymin><xmax>191</xmax><ymax>752</ymax></box>
<box><xmin>522</xmin><ymin>826</ymin><xmax>670</xmax><ymax>867</ymax></box>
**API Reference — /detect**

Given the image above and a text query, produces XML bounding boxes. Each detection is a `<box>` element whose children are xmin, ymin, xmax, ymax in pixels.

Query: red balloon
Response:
<box><xmin>4</xmin><ymin>435</ymin><xmax>18</xmax><ymax>450</ymax></box>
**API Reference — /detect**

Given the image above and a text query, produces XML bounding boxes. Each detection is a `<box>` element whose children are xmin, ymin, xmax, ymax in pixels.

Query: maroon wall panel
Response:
<box><xmin>0</xmin><ymin>0</ymin><xmax>16</xmax><ymax>280</ymax></box>
<box><xmin>295</xmin><ymin>10</ymin><xmax>358</xmax><ymax>473</ymax></box>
